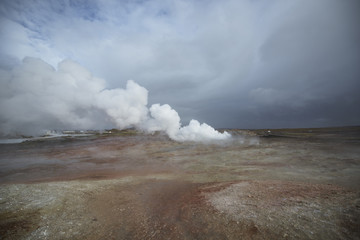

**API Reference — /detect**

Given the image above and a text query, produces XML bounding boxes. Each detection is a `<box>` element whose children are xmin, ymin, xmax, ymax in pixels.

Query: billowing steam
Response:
<box><xmin>0</xmin><ymin>57</ymin><xmax>230</xmax><ymax>141</ymax></box>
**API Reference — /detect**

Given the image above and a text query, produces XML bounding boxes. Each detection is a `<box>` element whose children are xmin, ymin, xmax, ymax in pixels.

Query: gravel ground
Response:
<box><xmin>0</xmin><ymin>127</ymin><xmax>359</xmax><ymax>239</ymax></box>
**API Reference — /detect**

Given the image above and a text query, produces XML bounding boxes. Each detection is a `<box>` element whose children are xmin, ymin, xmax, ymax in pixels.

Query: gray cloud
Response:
<box><xmin>0</xmin><ymin>0</ymin><xmax>359</xmax><ymax>130</ymax></box>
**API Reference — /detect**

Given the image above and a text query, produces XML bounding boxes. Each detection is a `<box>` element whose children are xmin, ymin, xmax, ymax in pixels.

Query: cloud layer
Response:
<box><xmin>0</xmin><ymin>0</ymin><xmax>359</xmax><ymax>128</ymax></box>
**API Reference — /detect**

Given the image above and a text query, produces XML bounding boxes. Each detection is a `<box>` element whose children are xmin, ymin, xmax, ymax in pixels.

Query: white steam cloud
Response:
<box><xmin>0</xmin><ymin>57</ymin><xmax>230</xmax><ymax>141</ymax></box>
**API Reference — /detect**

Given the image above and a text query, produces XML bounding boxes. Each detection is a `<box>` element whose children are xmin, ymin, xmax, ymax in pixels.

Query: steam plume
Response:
<box><xmin>0</xmin><ymin>57</ymin><xmax>230</xmax><ymax>141</ymax></box>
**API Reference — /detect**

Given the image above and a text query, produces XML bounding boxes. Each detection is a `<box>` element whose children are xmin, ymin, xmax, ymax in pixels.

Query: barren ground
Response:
<box><xmin>0</xmin><ymin>127</ymin><xmax>359</xmax><ymax>239</ymax></box>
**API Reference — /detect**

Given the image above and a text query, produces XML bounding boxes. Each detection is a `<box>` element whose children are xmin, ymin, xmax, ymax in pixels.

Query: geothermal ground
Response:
<box><xmin>0</xmin><ymin>127</ymin><xmax>359</xmax><ymax>239</ymax></box>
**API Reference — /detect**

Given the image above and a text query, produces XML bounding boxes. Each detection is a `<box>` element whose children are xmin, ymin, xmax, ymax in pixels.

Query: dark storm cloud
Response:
<box><xmin>240</xmin><ymin>0</ymin><xmax>360</xmax><ymax>128</ymax></box>
<box><xmin>0</xmin><ymin>0</ymin><xmax>359</xmax><ymax>130</ymax></box>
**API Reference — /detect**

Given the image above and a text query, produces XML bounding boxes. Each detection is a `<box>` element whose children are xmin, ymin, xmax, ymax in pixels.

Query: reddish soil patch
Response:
<box><xmin>86</xmin><ymin>180</ymin><xmax>253</xmax><ymax>239</ymax></box>
<box><xmin>83</xmin><ymin>179</ymin><xmax>360</xmax><ymax>239</ymax></box>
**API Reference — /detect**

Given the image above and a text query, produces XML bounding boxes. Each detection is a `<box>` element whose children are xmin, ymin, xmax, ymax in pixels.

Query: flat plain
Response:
<box><xmin>0</xmin><ymin>127</ymin><xmax>359</xmax><ymax>239</ymax></box>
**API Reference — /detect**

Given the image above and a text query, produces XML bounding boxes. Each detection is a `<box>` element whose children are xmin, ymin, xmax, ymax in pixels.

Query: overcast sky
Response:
<box><xmin>1</xmin><ymin>0</ymin><xmax>359</xmax><ymax>129</ymax></box>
